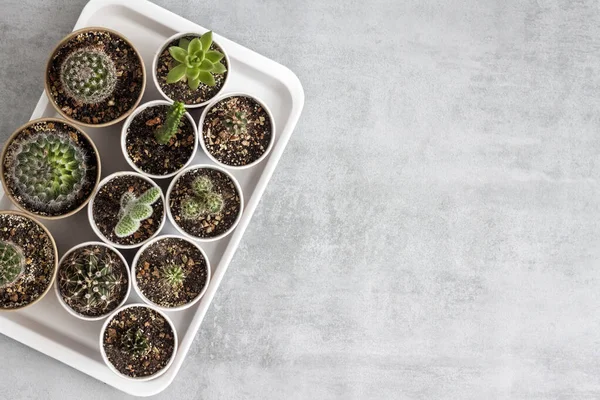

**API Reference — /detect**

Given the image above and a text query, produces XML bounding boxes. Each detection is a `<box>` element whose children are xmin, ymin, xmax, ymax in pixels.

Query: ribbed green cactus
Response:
<box><xmin>10</xmin><ymin>132</ymin><xmax>88</xmax><ymax>213</ymax></box>
<box><xmin>181</xmin><ymin>176</ymin><xmax>224</xmax><ymax>219</ymax></box>
<box><xmin>166</xmin><ymin>31</ymin><xmax>227</xmax><ymax>89</ymax></box>
<box><xmin>160</xmin><ymin>264</ymin><xmax>185</xmax><ymax>288</ymax></box>
<box><xmin>122</xmin><ymin>327</ymin><xmax>151</xmax><ymax>357</ymax></box>
<box><xmin>60</xmin><ymin>48</ymin><xmax>117</xmax><ymax>104</ymax></box>
<box><xmin>59</xmin><ymin>245</ymin><xmax>126</xmax><ymax>315</ymax></box>
<box><xmin>115</xmin><ymin>187</ymin><xmax>161</xmax><ymax>238</ymax></box>
<box><xmin>224</xmin><ymin>110</ymin><xmax>248</xmax><ymax>137</ymax></box>
<box><xmin>154</xmin><ymin>102</ymin><xmax>186</xmax><ymax>145</ymax></box>
<box><xmin>0</xmin><ymin>241</ymin><xmax>24</xmax><ymax>288</ymax></box>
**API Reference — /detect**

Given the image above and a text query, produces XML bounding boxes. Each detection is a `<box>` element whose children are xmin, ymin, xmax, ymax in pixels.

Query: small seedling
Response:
<box><xmin>154</xmin><ymin>102</ymin><xmax>186</xmax><ymax>145</ymax></box>
<box><xmin>122</xmin><ymin>327</ymin><xmax>151</xmax><ymax>357</ymax></box>
<box><xmin>166</xmin><ymin>31</ymin><xmax>227</xmax><ymax>89</ymax></box>
<box><xmin>114</xmin><ymin>187</ymin><xmax>161</xmax><ymax>238</ymax></box>
<box><xmin>60</xmin><ymin>48</ymin><xmax>117</xmax><ymax>104</ymax></box>
<box><xmin>160</xmin><ymin>264</ymin><xmax>185</xmax><ymax>288</ymax></box>
<box><xmin>224</xmin><ymin>110</ymin><xmax>248</xmax><ymax>138</ymax></box>
<box><xmin>0</xmin><ymin>242</ymin><xmax>24</xmax><ymax>288</ymax></box>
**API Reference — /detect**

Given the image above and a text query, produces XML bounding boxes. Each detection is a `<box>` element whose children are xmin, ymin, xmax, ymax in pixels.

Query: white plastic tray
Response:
<box><xmin>0</xmin><ymin>0</ymin><xmax>304</xmax><ymax>396</ymax></box>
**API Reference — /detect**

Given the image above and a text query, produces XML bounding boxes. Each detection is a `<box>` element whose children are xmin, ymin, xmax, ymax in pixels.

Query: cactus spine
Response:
<box><xmin>60</xmin><ymin>48</ymin><xmax>118</xmax><ymax>104</ymax></box>
<box><xmin>114</xmin><ymin>187</ymin><xmax>161</xmax><ymax>238</ymax></box>
<box><xmin>0</xmin><ymin>241</ymin><xmax>24</xmax><ymax>288</ymax></box>
<box><xmin>181</xmin><ymin>176</ymin><xmax>224</xmax><ymax>219</ymax></box>
<box><xmin>155</xmin><ymin>102</ymin><xmax>186</xmax><ymax>145</ymax></box>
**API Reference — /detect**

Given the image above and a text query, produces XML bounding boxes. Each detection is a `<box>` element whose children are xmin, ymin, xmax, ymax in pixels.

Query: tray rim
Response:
<box><xmin>0</xmin><ymin>0</ymin><xmax>305</xmax><ymax>396</ymax></box>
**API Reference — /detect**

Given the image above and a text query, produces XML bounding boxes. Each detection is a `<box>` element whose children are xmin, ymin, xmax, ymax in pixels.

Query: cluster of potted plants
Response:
<box><xmin>0</xmin><ymin>25</ymin><xmax>273</xmax><ymax>380</ymax></box>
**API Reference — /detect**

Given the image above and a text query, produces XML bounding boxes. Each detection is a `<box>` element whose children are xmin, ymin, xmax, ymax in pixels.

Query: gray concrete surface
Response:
<box><xmin>2</xmin><ymin>0</ymin><xmax>600</xmax><ymax>398</ymax></box>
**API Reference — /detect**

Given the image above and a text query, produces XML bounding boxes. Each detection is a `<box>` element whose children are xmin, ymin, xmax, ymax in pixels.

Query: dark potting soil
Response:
<box><xmin>2</xmin><ymin>120</ymin><xmax>99</xmax><ymax>217</ymax></box>
<box><xmin>202</xmin><ymin>96</ymin><xmax>273</xmax><ymax>167</ymax></box>
<box><xmin>125</xmin><ymin>105</ymin><xmax>195</xmax><ymax>176</ymax></box>
<box><xmin>155</xmin><ymin>36</ymin><xmax>228</xmax><ymax>105</ymax></box>
<box><xmin>103</xmin><ymin>306</ymin><xmax>175</xmax><ymax>378</ymax></box>
<box><xmin>47</xmin><ymin>30</ymin><xmax>144</xmax><ymax>125</ymax></box>
<box><xmin>57</xmin><ymin>244</ymin><xmax>129</xmax><ymax>317</ymax></box>
<box><xmin>135</xmin><ymin>237</ymin><xmax>208</xmax><ymax>308</ymax></box>
<box><xmin>0</xmin><ymin>213</ymin><xmax>56</xmax><ymax>310</ymax></box>
<box><xmin>169</xmin><ymin>168</ymin><xmax>241</xmax><ymax>239</ymax></box>
<box><xmin>92</xmin><ymin>175</ymin><xmax>164</xmax><ymax>246</ymax></box>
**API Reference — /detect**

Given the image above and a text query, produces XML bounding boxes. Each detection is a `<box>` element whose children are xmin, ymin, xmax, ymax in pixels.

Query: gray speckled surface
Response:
<box><xmin>2</xmin><ymin>0</ymin><xmax>600</xmax><ymax>398</ymax></box>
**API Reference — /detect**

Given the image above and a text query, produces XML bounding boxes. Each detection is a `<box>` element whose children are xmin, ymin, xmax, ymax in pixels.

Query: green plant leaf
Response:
<box><xmin>188</xmin><ymin>76</ymin><xmax>200</xmax><ymax>90</ymax></box>
<box><xmin>178</xmin><ymin>38</ymin><xmax>190</xmax><ymax>51</ymax></box>
<box><xmin>200</xmin><ymin>31</ymin><xmax>213</xmax><ymax>52</ymax></box>
<box><xmin>199</xmin><ymin>59</ymin><xmax>214</xmax><ymax>71</ymax></box>
<box><xmin>211</xmin><ymin>62</ymin><xmax>227</xmax><ymax>74</ymax></box>
<box><xmin>205</xmin><ymin>50</ymin><xmax>224</xmax><ymax>63</ymax></box>
<box><xmin>197</xmin><ymin>71</ymin><xmax>215</xmax><ymax>86</ymax></box>
<box><xmin>188</xmin><ymin>38</ymin><xmax>202</xmax><ymax>55</ymax></box>
<box><xmin>186</xmin><ymin>67</ymin><xmax>200</xmax><ymax>80</ymax></box>
<box><xmin>166</xmin><ymin>63</ymin><xmax>187</xmax><ymax>83</ymax></box>
<box><xmin>168</xmin><ymin>46</ymin><xmax>187</xmax><ymax>63</ymax></box>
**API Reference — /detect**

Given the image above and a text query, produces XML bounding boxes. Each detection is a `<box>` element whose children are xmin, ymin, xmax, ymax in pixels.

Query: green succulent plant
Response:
<box><xmin>59</xmin><ymin>245</ymin><xmax>126</xmax><ymax>315</ymax></box>
<box><xmin>114</xmin><ymin>187</ymin><xmax>161</xmax><ymax>238</ymax></box>
<box><xmin>180</xmin><ymin>176</ymin><xmax>224</xmax><ymax>219</ymax></box>
<box><xmin>224</xmin><ymin>110</ymin><xmax>249</xmax><ymax>137</ymax></box>
<box><xmin>10</xmin><ymin>132</ymin><xmax>88</xmax><ymax>213</ymax></box>
<box><xmin>60</xmin><ymin>48</ymin><xmax>117</xmax><ymax>104</ymax></box>
<box><xmin>166</xmin><ymin>31</ymin><xmax>227</xmax><ymax>90</ymax></box>
<box><xmin>0</xmin><ymin>241</ymin><xmax>24</xmax><ymax>288</ymax></box>
<box><xmin>155</xmin><ymin>102</ymin><xmax>186</xmax><ymax>145</ymax></box>
<box><xmin>121</xmin><ymin>327</ymin><xmax>151</xmax><ymax>357</ymax></box>
<box><xmin>160</xmin><ymin>264</ymin><xmax>186</xmax><ymax>288</ymax></box>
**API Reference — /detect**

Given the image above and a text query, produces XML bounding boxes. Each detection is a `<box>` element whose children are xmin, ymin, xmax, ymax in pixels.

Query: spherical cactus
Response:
<box><xmin>59</xmin><ymin>246</ymin><xmax>127</xmax><ymax>315</ymax></box>
<box><xmin>10</xmin><ymin>132</ymin><xmax>88</xmax><ymax>213</ymax></box>
<box><xmin>0</xmin><ymin>241</ymin><xmax>24</xmax><ymax>288</ymax></box>
<box><xmin>224</xmin><ymin>110</ymin><xmax>249</xmax><ymax>137</ymax></box>
<box><xmin>122</xmin><ymin>327</ymin><xmax>151</xmax><ymax>357</ymax></box>
<box><xmin>192</xmin><ymin>176</ymin><xmax>212</xmax><ymax>195</ymax></box>
<box><xmin>205</xmin><ymin>192</ymin><xmax>224</xmax><ymax>214</ymax></box>
<box><xmin>160</xmin><ymin>264</ymin><xmax>185</xmax><ymax>288</ymax></box>
<box><xmin>181</xmin><ymin>175</ymin><xmax>224</xmax><ymax>219</ymax></box>
<box><xmin>181</xmin><ymin>197</ymin><xmax>203</xmax><ymax>219</ymax></box>
<box><xmin>60</xmin><ymin>48</ymin><xmax>117</xmax><ymax>104</ymax></box>
<box><xmin>115</xmin><ymin>187</ymin><xmax>161</xmax><ymax>238</ymax></box>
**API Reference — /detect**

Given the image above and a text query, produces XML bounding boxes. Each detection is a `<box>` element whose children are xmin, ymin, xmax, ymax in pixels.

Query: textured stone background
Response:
<box><xmin>2</xmin><ymin>0</ymin><xmax>600</xmax><ymax>399</ymax></box>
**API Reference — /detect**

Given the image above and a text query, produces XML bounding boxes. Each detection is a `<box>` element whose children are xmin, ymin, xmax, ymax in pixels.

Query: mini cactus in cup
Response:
<box><xmin>181</xmin><ymin>176</ymin><xmax>224</xmax><ymax>219</ymax></box>
<box><xmin>166</xmin><ymin>31</ymin><xmax>227</xmax><ymax>89</ymax></box>
<box><xmin>154</xmin><ymin>101</ymin><xmax>186</xmax><ymax>145</ymax></box>
<box><xmin>115</xmin><ymin>187</ymin><xmax>161</xmax><ymax>238</ymax></box>
<box><xmin>224</xmin><ymin>110</ymin><xmax>249</xmax><ymax>138</ymax></box>
<box><xmin>160</xmin><ymin>264</ymin><xmax>186</xmax><ymax>288</ymax></box>
<box><xmin>9</xmin><ymin>132</ymin><xmax>89</xmax><ymax>214</ymax></box>
<box><xmin>122</xmin><ymin>327</ymin><xmax>151</xmax><ymax>357</ymax></box>
<box><xmin>0</xmin><ymin>241</ymin><xmax>24</xmax><ymax>288</ymax></box>
<box><xmin>60</xmin><ymin>48</ymin><xmax>118</xmax><ymax>104</ymax></box>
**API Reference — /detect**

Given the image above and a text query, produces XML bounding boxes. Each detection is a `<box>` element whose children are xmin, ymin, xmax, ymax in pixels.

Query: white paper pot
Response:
<box><xmin>54</xmin><ymin>241</ymin><xmax>131</xmax><ymax>321</ymax></box>
<box><xmin>198</xmin><ymin>92</ymin><xmax>276</xmax><ymax>169</ymax></box>
<box><xmin>131</xmin><ymin>234</ymin><xmax>211</xmax><ymax>312</ymax></box>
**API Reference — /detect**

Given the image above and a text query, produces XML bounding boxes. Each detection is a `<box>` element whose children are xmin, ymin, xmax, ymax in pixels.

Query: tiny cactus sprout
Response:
<box><xmin>59</xmin><ymin>246</ymin><xmax>126</xmax><ymax>315</ymax></box>
<box><xmin>154</xmin><ymin>101</ymin><xmax>186</xmax><ymax>145</ymax></box>
<box><xmin>224</xmin><ymin>110</ymin><xmax>248</xmax><ymax>138</ymax></box>
<box><xmin>122</xmin><ymin>327</ymin><xmax>151</xmax><ymax>357</ymax></box>
<box><xmin>0</xmin><ymin>241</ymin><xmax>24</xmax><ymax>288</ymax></box>
<box><xmin>166</xmin><ymin>31</ymin><xmax>227</xmax><ymax>89</ymax></box>
<box><xmin>181</xmin><ymin>176</ymin><xmax>224</xmax><ymax>219</ymax></box>
<box><xmin>160</xmin><ymin>264</ymin><xmax>186</xmax><ymax>288</ymax></box>
<box><xmin>60</xmin><ymin>48</ymin><xmax>118</xmax><ymax>104</ymax></box>
<box><xmin>115</xmin><ymin>187</ymin><xmax>161</xmax><ymax>238</ymax></box>
<box><xmin>10</xmin><ymin>132</ymin><xmax>88</xmax><ymax>213</ymax></box>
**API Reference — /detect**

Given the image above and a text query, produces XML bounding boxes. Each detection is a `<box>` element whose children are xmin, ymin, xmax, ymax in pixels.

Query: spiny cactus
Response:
<box><xmin>59</xmin><ymin>246</ymin><xmax>126</xmax><ymax>315</ymax></box>
<box><xmin>154</xmin><ymin>102</ymin><xmax>186</xmax><ymax>145</ymax></box>
<box><xmin>0</xmin><ymin>241</ymin><xmax>24</xmax><ymax>288</ymax></box>
<box><xmin>166</xmin><ymin>31</ymin><xmax>227</xmax><ymax>89</ymax></box>
<box><xmin>121</xmin><ymin>327</ymin><xmax>150</xmax><ymax>357</ymax></box>
<box><xmin>115</xmin><ymin>187</ymin><xmax>161</xmax><ymax>238</ymax></box>
<box><xmin>10</xmin><ymin>132</ymin><xmax>88</xmax><ymax>213</ymax></box>
<box><xmin>60</xmin><ymin>48</ymin><xmax>117</xmax><ymax>104</ymax></box>
<box><xmin>160</xmin><ymin>264</ymin><xmax>185</xmax><ymax>288</ymax></box>
<box><xmin>224</xmin><ymin>110</ymin><xmax>248</xmax><ymax>137</ymax></box>
<box><xmin>181</xmin><ymin>176</ymin><xmax>224</xmax><ymax>219</ymax></box>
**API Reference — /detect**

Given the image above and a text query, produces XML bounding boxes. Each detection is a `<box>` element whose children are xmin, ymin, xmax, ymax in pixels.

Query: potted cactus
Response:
<box><xmin>88</xmin><ymin>172</ymin><xmax>165</xmax><ymax>249</ymax></box>
<box><xmin>200</xmin><ymin>93</ymin><xmax>275</xmax><ymax>169</ymax></box>
<box><xmin>121</xmin><ymin>100</ymin><xmax>198</xmax><ymax>178</ymax></box>
<box><xmin>153</xmin><ymin>31</ymin><xmax>229</xmax><ymax>108</ymax></box>
<box><xmin>0</xmin><ymin>211</ymin><xmax>58</xmax><ymax>311</ymax></box>
<box><xmin>132</xmin><ymin>235</ymin><xmax>210</xmax><ymax>311</ymax></box>
<box><xmin>45</xmin><ymin>27</ymin><xmax>145</xmax><ymax>127</ymax></box>
<box><xmin>55</xmin><ymin>242</ymin><xmax>130</xmax><ymax>320</ymax></box>
<box><xmin>0</xmin><ymin>118</ymin><xmax>100</xmax><ymax>219</ymax></box>
<box><xmin>166</xmin><ymin>165</ymin><xmax>243</xmax><ymax>241</ymax></box>
<box><xmin>100</xmin><ymin>304</ymin><xmax>177</xmax><ymax>380</ymax></box>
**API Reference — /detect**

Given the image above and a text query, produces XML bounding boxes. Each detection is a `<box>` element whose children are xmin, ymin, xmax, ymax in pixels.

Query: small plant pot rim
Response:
<box><xmin>99</xmin><ymin>302</ymin><xmax>178</xmax><ymax>382</ymax></box>
<box><xmin>131</xmin><ymin>234</ymin><xmax>211</xmax><ymax>312</ymax></box>
<box><xmin>54</xmin><ymin>241</ymin><xmax>131</xmax><ymax>321</ymax></box>
<box><xmin>0</xmin><ymin>117</ymin><xmax>102</xmax><ymax>220</ymax></box>
<box><xmin>198</xmin><ymin>91</ymin><xmax>276</xmax><ymax>170</ymax></box>
<box><xmin>120</xmin><ymin>100</ymin><xmax>199</xmax><ymax>179</ymax></box>
<box><xmin>152</xmin><ymin>31</ymin><xmax>231</xmax><ymax>109</ymax></box>
<box><xmin>87</xmin><ymin>171</ymin><xmax>166</xmax><ymax>250</ymax></box>
<box><xmin>166</xmin><ymin>164</ymin><xmax>244</xmax><ymax>242</ymax></box>
<box><xmin>0</xmin><ymin>210</ymin><xmax>58</xmax><ymax>312</ymax></box>
<box><xmin>44</xmin><ymin>26</ymin><xmax>147</xmax><ymax>128</ymax></box>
